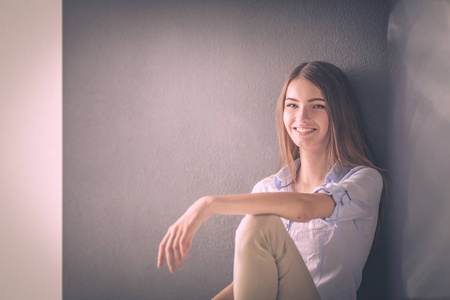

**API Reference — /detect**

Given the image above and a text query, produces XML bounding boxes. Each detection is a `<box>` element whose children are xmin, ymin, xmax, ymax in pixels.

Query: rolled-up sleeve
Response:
<box><xmin>314</xmin><ymin>167</ymin><xmax>383</xmax><ymax>221</ymax></box>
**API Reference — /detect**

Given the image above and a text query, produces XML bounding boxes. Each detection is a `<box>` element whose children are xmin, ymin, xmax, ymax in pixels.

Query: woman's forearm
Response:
<box><xmin>158</xmin><ymin>191</ymin><xmax>334</xmax><ymax>273</ymax></box>
<box><xmin>202</xmin><ymin>192</ymin><xmax>334</xmax><ymax>223</ymax></box>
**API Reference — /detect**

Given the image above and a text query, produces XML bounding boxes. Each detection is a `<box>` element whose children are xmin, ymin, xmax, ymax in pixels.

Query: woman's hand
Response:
<box><xmin>157</xmin><ymin>196</ymin><xmax>212</xmax><ymax>273</ymax></box>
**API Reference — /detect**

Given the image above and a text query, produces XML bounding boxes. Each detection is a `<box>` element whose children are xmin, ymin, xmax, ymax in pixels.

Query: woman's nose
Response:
<box><xmin>296</xmin><ymin>106</ymin><xmax>309</xmax><ymax>121</ymax></box>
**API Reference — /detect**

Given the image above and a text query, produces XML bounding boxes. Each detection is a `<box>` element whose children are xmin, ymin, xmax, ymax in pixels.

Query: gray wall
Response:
<box><xmin>63</xmin><ymin>1</ymin><xmax>391</xmax><ymax>299</ymax></box>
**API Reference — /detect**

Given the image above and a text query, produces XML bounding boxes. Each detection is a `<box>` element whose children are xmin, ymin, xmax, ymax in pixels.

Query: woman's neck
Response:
<box><xmin>294</xmin><ymin>149</ymin><xmax>330</xmax><ymax>193</ymax></box>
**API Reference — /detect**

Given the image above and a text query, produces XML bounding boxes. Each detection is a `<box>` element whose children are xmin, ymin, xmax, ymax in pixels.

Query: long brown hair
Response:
<box><xmin>276</xmin><ymin>61</ymin><xmax>382</xmax><ymax>177</ymax></box>
<box><xmin>276</xmin><ymin>61</ymin><xmax>387</xmax><ymax>247</ymax></box>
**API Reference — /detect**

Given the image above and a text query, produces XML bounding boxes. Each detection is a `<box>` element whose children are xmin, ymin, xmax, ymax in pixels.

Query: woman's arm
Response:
<box><xmin>157</xmin><ymin>192</ymin><xmax>334</xmax><ymax>273</ymax></box>
<box><xmin>212</xmin><ymin>282</ymin><xmax>233</xmax><ymax>300</ymax></box>
<box><xmin>207</xmin><ymin>192</ymin><xmax>334</xmax><ymax>222</ymax></box>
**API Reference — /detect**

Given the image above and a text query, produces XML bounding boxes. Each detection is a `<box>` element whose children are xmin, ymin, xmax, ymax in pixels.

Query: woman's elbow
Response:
<box><xmin>293</xmin><ymin>204</ymin><xmax>315</xmax><ymax>223</ymax></box>
<box><xmin>293</xmin><ymin>195</ymin><xmax>335</xmax><ymax>222</ymax></box>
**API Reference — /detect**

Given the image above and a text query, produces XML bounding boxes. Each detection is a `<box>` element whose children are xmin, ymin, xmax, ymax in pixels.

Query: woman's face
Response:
<box><xmin>283</xmin><ymin>78</ymin><xmax>329</xmax><ymax>153</ymax></box>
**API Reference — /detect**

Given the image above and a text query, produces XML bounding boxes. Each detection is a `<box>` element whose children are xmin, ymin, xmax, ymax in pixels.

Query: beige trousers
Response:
<box><xmin>233</xmin><ymin>215</ymin><xmax>320</xmax><ymax>300</ymax></box>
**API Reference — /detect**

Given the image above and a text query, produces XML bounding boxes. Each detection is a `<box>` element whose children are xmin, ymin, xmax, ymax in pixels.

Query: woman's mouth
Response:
<box><xmin>294</xmin><ymin>127</ymin><xmax>316</xmax><ymax>133</ymax></box>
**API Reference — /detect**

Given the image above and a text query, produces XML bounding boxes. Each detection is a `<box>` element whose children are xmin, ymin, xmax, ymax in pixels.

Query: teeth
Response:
<box><xmin>295</xmin><ymin>128</ymin><xmax>315</xmax><ymax>132</ymax></box>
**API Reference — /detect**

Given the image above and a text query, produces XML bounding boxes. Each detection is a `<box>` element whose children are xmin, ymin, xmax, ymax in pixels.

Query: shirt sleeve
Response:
<box><xmin>250</xmin><ymin>175</ymin><xmax>275</xmax><ymax>194</ymax></box>
<box><xmin>314</xmin><ymin>167</ymin><xmax>383</xmax><ymax>221</ymax></box>
<box><xmin>251</xmin><ymin>181</ymin><xmax>262</xmax><ymax>194</ymax></box>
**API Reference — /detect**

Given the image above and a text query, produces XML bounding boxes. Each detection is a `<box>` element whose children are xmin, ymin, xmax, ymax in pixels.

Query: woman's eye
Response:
<box><xmin>313</xmin><ymin>104</ymin><xmax>326</xmax><ymax>109</ymax></box>
<box><xmin>286</xmin><ymin>103</ymin><xmax>298</xmax><ymax>108</ymax></box>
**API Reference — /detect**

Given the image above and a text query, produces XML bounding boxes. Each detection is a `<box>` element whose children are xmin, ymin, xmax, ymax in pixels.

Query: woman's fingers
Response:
<box><xmin>165</xmin><ymin>227</ymin><xmax>177</xmax><ymax>273</ymax></box>
<box><xmin>157</xmin><ymin>199</ymin><xmax>208</xmax><ymax>272</ymax></box>
<box><xmin>180</xmin><ymin>231</ymin><xmax>191</xmax><ymax>259</ymax></box>
<box><xmin>157</xmin><ymin>232</ymin><xmax>169</xmax><ymax>268</ymax></box>
<box><xmin>158</xmin><ymin>225</ymin><xmax>189</xmax><ymax>273</ymax></box>
<box><xmin>172</xmin><ymin>230</ymin><xmax>184</xmax><ymax>270</ymax></box>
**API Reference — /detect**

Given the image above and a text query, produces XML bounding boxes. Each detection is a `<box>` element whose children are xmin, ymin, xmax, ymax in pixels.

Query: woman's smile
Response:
<box><xmin>283</xmin><ymin>78</ymin><xmax>329</xmax><ymax>151</ymax></box>
<box><xmin>293</xmin><ymin>127</ymin><xmax>317</xmax><ymax>134</ymax></box>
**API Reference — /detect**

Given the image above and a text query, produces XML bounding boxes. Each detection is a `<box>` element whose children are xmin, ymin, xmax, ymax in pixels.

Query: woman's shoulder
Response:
<box><xmin>251</xmin><ymin>174</ymin><xmax>278</xmax><ymax>193</ymax></box>
<box><xmin>344</xmin><ymin>165</ymin><xmax>382</xmax><ymax>180</ymax></box>
<box><xmin>338</xmin><ymin>165</ymin><xmax>383</xmax><ymax>190</ymax></box>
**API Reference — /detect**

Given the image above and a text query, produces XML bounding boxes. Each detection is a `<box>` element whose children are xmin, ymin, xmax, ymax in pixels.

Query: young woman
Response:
<box><xmin>157</xmin><ymin>61</ymin><xmax>384</xmax><ymax>300</ymax></box>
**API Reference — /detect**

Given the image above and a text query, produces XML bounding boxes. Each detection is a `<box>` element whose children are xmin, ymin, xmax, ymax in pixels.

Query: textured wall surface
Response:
<box><xmin>388</xmin><ymin>1</ymin><xmax>450</xmax><ymax>299</ymax></box>
<box><xmin>0</xmin><ymin>0</ymin><xmax>62</xmax><ymax>299</ymax></box>
<box><xmin>64</xmin><ymin>0</ymin><xmax>391</xmax><ymax>299</ymax></box>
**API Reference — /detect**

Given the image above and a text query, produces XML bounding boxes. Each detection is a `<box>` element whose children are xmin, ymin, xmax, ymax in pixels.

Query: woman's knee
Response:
<box><xmin>235</xmin><ymin>215</ymin><xmax>284</xmax><ymax>250</ymax></box>
<box><xmin>240</xmin><ymin>214</ymin><xmax>281</xmax><ymax>228</ymax></box>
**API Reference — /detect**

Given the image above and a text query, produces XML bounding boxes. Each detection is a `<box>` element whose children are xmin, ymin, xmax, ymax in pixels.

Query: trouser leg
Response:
<box><xmin>233</xmin><ymin>215</ymin><xmax>320</xmax><ymax>300</ymax></box>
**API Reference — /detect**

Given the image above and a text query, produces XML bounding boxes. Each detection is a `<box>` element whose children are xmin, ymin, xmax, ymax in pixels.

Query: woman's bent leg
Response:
<box><xmin>233</xmin><ymin>215</ymin><xmax>320</xmax><ymax>300</ymax></box>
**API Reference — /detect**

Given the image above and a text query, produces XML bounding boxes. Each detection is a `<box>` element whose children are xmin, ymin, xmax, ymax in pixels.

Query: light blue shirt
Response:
<box><xmin>251</xmin><ymin>160</ymin><xmax>383</xmax><ymax>300</ymax></box>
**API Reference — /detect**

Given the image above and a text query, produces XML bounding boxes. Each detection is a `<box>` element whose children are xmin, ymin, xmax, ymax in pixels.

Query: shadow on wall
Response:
<box><xmin>389</xmin><ymin>0</ymin><xmax>450</xmax><ymax>299</ymax></box>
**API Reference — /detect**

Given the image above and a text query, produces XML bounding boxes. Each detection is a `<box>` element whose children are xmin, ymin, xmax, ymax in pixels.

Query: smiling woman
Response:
<box><xmin>283</xmin><ymin>78</ymin><xmax>330</xmax><ymax>155</ymax></box>
<box><xmin>158</xmin><ymin>61</ymin><xmax>386</xmax><ymax>300</ymax></box>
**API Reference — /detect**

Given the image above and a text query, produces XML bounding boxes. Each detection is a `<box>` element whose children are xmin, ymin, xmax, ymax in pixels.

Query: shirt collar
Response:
<box><xmin>274</xmin><ymin>159</ymin><xmax>351</xmax><ymax>188</ymax></box>
<box><xmin>324</xmin><ymin>162</ymin><xmax>351</xmax><ymax>183</ymax></box>
<box><xmin>274</xmin><ymin>159</ymin><xmax>301</xmax><ymax>188</ymax></box>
